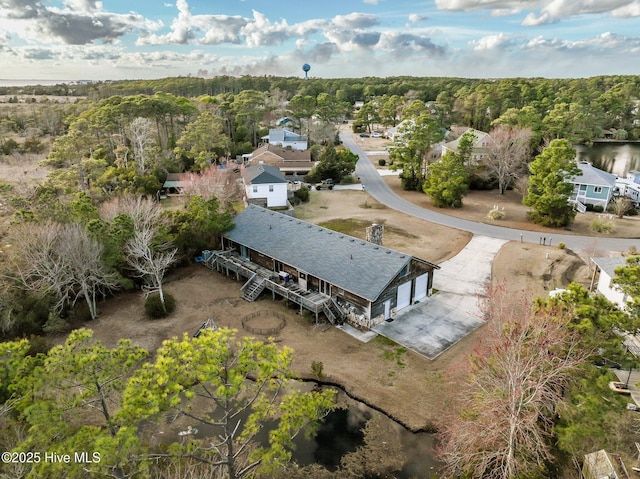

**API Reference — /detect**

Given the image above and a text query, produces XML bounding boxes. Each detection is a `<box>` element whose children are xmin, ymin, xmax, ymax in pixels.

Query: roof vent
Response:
<box><xmin>386</xmin><ymin>251</ymin><xmax>391</xmax><ymax>254</ymax></box>
<box><xmin>350</xmin><ymin>239</ymin><xmax>355</xmax><ymax>242</ymax></box>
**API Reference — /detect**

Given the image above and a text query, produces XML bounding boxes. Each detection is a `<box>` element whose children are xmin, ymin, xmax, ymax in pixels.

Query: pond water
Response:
<box><xmin>575</xmin><ymin>142</ymin><xmax>640</xmax><ymax>177</ymax></box>
<box><xmin>160</xmin><ymin>387</ymin><xmax>439</xmax><ymax>478</ymax></box>
<box><xmin>294</xmin><ymin>393</ymin><xmax>439</xmax><ymax>478</ymax></box>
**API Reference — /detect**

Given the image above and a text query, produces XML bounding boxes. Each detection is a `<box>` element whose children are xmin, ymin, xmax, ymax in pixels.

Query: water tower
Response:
<box><xmin>302</xmin><ymin>63</ymin><xmax>311</xmax><ymax>80</ymax></box>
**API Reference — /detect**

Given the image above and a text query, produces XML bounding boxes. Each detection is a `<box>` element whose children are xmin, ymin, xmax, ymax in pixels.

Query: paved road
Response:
<box><xmin>341</xmin><ymin>132</ymin><xmax>640</xmax><ymax>252</ymax></box>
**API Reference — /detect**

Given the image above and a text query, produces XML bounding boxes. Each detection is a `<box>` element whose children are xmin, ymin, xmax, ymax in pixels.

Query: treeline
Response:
<box><xmin>3</xmin><ymin>74</ymin><xmax>640</xmax><ymax>135</ymax></box>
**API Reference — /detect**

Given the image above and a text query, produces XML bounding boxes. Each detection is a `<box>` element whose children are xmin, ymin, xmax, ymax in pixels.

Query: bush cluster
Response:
<box><xmin>144</xmin><ymin>292</ymin><xmax>176</xmax><ymax>319</ymax></box>
<box><xmin>590</xmin><ymin>219</ymin><xmax>615</xmax><ymax>234</ymax></box>
<box><xmin>486</xmin><ymin>207</ymin><xmax>506</xmax><ymax>221</ymax></box>
<box><xmin>293</xmin><ymin>186</ymin><xmax>309</xmax><ymax>202</ymax></box>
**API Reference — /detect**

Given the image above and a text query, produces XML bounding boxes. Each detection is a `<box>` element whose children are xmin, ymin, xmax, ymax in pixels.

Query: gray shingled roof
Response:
<box><xmin>571</xmin><ymin>162</ymin><xmax>616</xmax><ymax>187</ymax></box>
<box><xmin>592</xmin><ymin>256</ymin><xmax>629</xmax><ymax>277</ymax></box>
<box><xmin>243</xmin><ymin>164</ymin><xmax>288</xmax><ymax>184</ymax></box>
<box><xmin>224</xmin><ymin>205</ymin><xmax>438</xmax><ymax>301</ymax></box>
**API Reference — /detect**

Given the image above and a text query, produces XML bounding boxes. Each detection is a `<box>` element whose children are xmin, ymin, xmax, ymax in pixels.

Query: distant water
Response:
<box><xmin>0</xmin><ymin>79</ymin><xmax>76</xmax><ymax>87</ymax></box>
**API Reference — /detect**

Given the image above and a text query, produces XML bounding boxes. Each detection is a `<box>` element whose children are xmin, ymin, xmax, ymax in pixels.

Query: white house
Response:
<box><xmin>261</xmin><ymin>128</ymin><xmax>308</xmax><ymax>151</ymax></box>
<box><xmin>242</xmin><ymin>164</ymin><xmax>288</xmax><ymax>208</ymax></box>
<box><xmin>614</xmin><ymin>170</ymin><xmax>640</xmax><ymax>206</ymax></box>
<box><xmin>591</xmin><ymin>256</ymin><xmax>630</xmax><ymax>310</ymax></box>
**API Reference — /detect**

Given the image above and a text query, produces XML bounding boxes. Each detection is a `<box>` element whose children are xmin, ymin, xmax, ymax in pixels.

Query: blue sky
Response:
<box><xmin>1</xmin><ymin>0</ymin><xmax>640</xmax><ymax>81</ymax></box>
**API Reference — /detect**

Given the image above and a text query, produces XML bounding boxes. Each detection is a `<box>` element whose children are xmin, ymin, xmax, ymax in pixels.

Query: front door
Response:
<box><xmin>298</xmin><ymin>272</ymin><xmax>307</xmax><ymax>291</ymax></box>
<box><xmin>384</xmin><ymin>300</ymin><xmax>391</xmax><ymax>319</ymax></box>
<box><xmin>319</xmin><ymin>279</ymin><xmax>331</xmax><ymax>296</ymax></box>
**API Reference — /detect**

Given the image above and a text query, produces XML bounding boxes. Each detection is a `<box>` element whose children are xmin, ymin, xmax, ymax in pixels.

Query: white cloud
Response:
<box><xmin>331</xmin><ymin>12</ymin><xmax>379</xmax><ymax>29</ymax></box>
<box><xmin>471</xmin><ymin>32</ymin><xmax>519</xmax><ymax>51</ymax></box>
<box><xmin>435</xmin><ymin>0</ymin><xmax>640</xmax><ymax>24</ymax></box>
<box><xmin>363</xmin><ymin>0</ymin><xmax>379</xmax><ymax>4</ymax></box>
<box><xmin>240</xmin><ymin>10</ymin><xmax>291</xmax><ymax>47</ymax></box>
<box><xmin>408</xmin><ymin>13</ymin><xmax>427</xmax><ymax>23</ymax></box>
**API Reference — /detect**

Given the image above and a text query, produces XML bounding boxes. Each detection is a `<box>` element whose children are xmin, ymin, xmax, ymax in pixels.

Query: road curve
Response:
<box><xmin>341</xmin><ymin>132</ymin><xmax>640</xmax><ymax>252</ymax></box>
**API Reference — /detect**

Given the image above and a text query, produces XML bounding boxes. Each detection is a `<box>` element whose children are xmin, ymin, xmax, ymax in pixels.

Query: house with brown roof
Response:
<box><xmin>248</xmin><ymin>144</ymin><xmax>316</xmax><ymax>179</ymax></box>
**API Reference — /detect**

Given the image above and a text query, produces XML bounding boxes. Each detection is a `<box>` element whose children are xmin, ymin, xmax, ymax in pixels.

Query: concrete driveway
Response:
<box><xmin>373</xmin><ymin>236</ymin><xmax>507</xmax><ymax>359</ymax></box>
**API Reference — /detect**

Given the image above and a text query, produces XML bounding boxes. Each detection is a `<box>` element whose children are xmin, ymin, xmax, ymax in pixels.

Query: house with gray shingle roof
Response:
<box><xmin>441</xmin><ymin>127</ymin><xmax>495</xmax><ymax>164</ymax></box>
<box><xmin>569</xmin><ymin>162</ymin><xmax>617</xmax><ymax>210</ymax></box>
<box><xmin>241</xmin><ymin>164</ymin><xmax>288</xmax><ymax>208</ymax></box>
<box><xmin>212</xmin><ymin>205</ymin><xmax>439</xmax><ymax>328</ymax></box>
<box><xmin>591</xmin><ymin>256</ymin><xmax>630</xmax><ymax>310</ymax></box>
<box><xmin>262</xmin><ymin>128</ymin><xmax>308</xmax><ymax>150</ymax></box>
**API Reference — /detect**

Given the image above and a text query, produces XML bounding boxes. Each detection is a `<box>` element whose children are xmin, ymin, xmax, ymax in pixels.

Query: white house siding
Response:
<box><xmin>245</xmin><ymin>183</ymin><xmax>288</xmax><ymax>207</ymax></box>
<box><xmin>596</xmin><ymin>270</ymin><xmax>628</xmax><ymax>310</ymax></box>
<box><xmin>272</xmin><ymin>140</ymin><xmax>307</xmax><ymax>150</ymax></box>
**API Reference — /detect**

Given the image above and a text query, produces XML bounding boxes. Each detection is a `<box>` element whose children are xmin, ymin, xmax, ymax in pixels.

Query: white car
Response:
<box><xmin>371</xmin><ymin>132</ymin><xmax>382</xmax><ymax>138</ymax></box>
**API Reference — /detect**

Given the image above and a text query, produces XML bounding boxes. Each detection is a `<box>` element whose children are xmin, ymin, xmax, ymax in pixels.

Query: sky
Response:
<box><xmin>1</xmin><ymin>0</ymin><xmax>640</xmax><ymax>82</ymax></box>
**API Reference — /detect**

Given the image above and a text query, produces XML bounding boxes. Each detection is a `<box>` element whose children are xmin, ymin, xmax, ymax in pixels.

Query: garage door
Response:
<box><xmin>397</xmin><ymin>281</ymin><xmax>412</xmax><ymax>311</ymax></box>
<box><xmin>413</xmin><ymin>273</ymin><xmax>429</xmax><ymax>301</ymax></box>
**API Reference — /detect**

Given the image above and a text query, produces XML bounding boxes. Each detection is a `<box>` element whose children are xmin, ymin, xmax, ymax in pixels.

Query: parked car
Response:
<box><xmin>315</xmin><ymin>178</ymin><xmax>334</xmax><ymax>190</ymax></box>
<box><xmin>609</xmin><ymin>381</ymin><xmax>632</xmax><ymax>394</ymax></box>
<box><xmin>371</xmin><ymin>132</ymin><xmax>382</xmax><ymax>138</ymax></box>
<box><xmin>359</xmin><ymin>132</ymin><xmax>370</xmax><ymax>137</ymax></box>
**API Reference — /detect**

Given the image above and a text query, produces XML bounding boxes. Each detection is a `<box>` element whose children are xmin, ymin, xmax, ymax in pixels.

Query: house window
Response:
<box><xmin>252</xmin><ymin>185</ymin><xmax>258</xmax><ymax>193</ymax></box>
<box><xmin>269</xmin><ymin>185</ymin><xmax>274</xmax><ymax>192</ymax></box>
<box><xmin>579</xmin><ymin>185</ymin><xmax>587</xmax><ymax>191</ymax></box>
<box><xmin>594</xmin><ymin>186</ymin><xmax>603</xmax><ymax>193</ymax></box>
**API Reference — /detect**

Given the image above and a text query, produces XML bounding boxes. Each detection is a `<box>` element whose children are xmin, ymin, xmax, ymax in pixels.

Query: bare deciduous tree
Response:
<box><xmin>181</xmin><ymin>165</ymin><xmax>242</xmax><ymax>208</ymax></box>
<box><xmin>484</xmin><ymin>126</ymin><xmax>533</xmax><ymax>195</ymax></box>
<box><xmin>124</xmin><ymin>226</ymin><xmax>177</xmax><ymax>310</ymax></box>
<box><xmin>99</xmin><ymin>193</ymin><xmax>163</xmax><ymax>232</ymax></box>
<box><xmin>610</xmin><ymin>196</ymin><xmax>633</xmax><ymax>218</ymax></box>
<box><xmin>129</xmin><ymin>117</ymin><xmax>156</xmax><ymax>173</ymax></box>
<box><xmin>436</xmin><ymin>284</ymin><xmax>587</xmax><ymax>479</ymax></box>
<box><xmin>13</xmin><ymin>222</ymin><xmax>119</xmax><ymax>319</ymax></box>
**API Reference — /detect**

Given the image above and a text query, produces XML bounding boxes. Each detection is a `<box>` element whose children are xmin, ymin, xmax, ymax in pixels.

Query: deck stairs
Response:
<box><xmin>322</xmin><ymin>297</ymin><xmax>344</xmax><ymax>325</ymax></box>
<box><xmin>242</xmin><ymin>275</ymin><xmax>266</xmax><ymax>302</ymax></box>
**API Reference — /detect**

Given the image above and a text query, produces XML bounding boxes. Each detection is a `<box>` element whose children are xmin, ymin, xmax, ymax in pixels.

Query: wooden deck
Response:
<box><xmin>203</xmin><ymin>250</ymin><xmax>331</xmax><ymax>320</ymax></box>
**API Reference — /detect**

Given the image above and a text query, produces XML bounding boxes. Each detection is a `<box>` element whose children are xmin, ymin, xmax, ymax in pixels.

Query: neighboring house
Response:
<box><xmin>614</xmin><ymin>170</ymin><xmax>640</xmax><ymax>206</ymax></box>
<box><xmin>441</xmin><ymin>127</ymin><xmax>495</xmax><ymax>164</ymax></box>
<box><xmin>205</xmin><ymin>205</ymin><xmax>439</xmax><ymax>328</ymax></box>
<box><xmin>261</xmin><ymin>128</ymin><xmax>308</xmax><ymax>150</ymax></box>
<box><xmin>591</xmin><ymin>256</ymin><xmax>629</xmax><ymax>310</ymax></box>
<box><xmin>162</xmin><ymin>172</ymin><xmax>193</xmax><ymax>196</ymax></box>
<box><xmin>248</xmin><ymin>144</ymin><xmax>316</xmax><ymax>179</ymax></box>
<box><xmin>241</xmin><ymin>164</ymin><xmax>288</xmax><ymax>208</ymax></box>
<box><xmin>569</xmin><ymin>162</ymin><xmax>617</xmax><ymax>211</ymax></box>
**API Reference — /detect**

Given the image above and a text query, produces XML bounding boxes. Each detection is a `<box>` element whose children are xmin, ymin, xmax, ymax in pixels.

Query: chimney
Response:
<box><xmin>366</xmin><ymin>223</ymin><xmax>384</xmax><ymax>245</ymax></box>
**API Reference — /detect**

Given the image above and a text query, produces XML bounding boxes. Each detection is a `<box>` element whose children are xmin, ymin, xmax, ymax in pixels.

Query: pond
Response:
<box><xmin>160</xmin><ymin>387</ymin><xmax>439</xmax><ymax>478</ymax></box>
<box><xmin>293</xmin><ymin>391</ymin><xmax>439</xmax><ymax>478</ymax></box>
<box><xmin>575</xmin><ymin>142</ymin><xmax>640</xmax><ymax>177</ymax></box>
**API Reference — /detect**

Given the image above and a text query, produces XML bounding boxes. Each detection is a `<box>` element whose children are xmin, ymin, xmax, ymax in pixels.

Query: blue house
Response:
<box><xmin>569</xmin><ymin>162</ymin><xmax>616</xmax><ymax>211</ymax></box>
